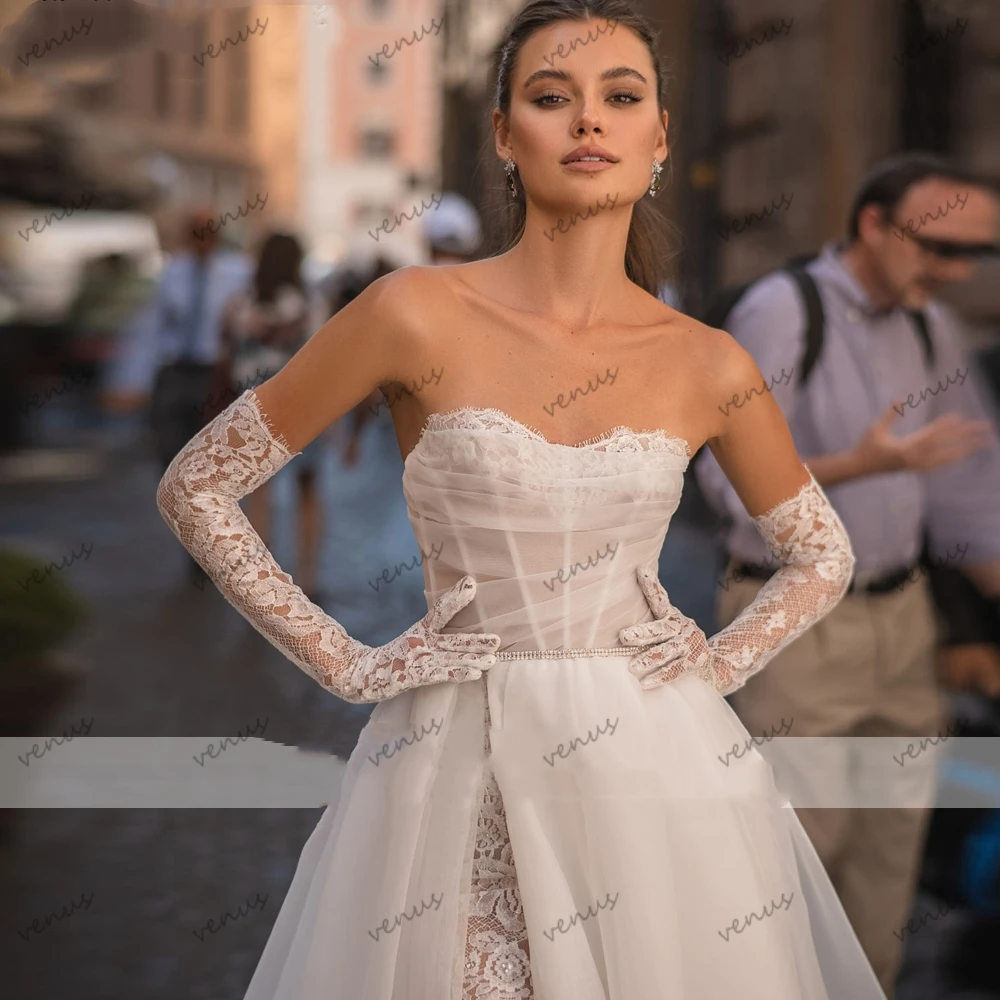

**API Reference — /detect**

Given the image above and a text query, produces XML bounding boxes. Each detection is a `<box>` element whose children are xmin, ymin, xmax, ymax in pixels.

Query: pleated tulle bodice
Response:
<box><xmin>401</xmin><ymin>408</ymin><xmax>691</xmax><ymax>651</ymax></box>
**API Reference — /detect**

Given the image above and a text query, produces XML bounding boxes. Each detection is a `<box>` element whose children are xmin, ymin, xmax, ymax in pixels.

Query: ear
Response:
<box><xmin>657</xmin><ymin>109</ymin><xmax>669</xmax><ymax>159</ymax></box>
<box><xmin>492</xmin><ymin>108</ymin><xmax>513</xmax><ymax>157</ymax></box>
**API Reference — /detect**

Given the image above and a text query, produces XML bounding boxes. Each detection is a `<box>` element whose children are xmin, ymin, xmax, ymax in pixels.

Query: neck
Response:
<box><xmin>838</xmin><ymin>241</ymin><xmax>899</xmax><ymax>310</ymax></box>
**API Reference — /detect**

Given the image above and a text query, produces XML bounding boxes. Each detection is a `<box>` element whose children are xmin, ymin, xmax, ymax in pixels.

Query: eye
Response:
<box><xmin>609</xmin><ymin>89</ymin><xmax>642</xmax><ymax>105</ymax></box>
<box><xmin>532</xmin><ymin>91</ymin><xmax>567</xmax><ymax>107</ymax></box>
<box><xmin>531</xmin><ymin>89</ymin><xmax>644</xmax><ymax>108</ymax></box>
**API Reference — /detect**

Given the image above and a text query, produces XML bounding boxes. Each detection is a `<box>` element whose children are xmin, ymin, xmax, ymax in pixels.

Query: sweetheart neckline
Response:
<box><xmin>404</xmin><ymin>406</ymin><xmax>693</xmax><ymax>462</ymax></box>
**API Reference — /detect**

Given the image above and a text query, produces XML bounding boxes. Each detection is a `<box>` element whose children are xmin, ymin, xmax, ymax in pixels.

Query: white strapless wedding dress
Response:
<box><xmin>234</xmin><ymin>408</ymin><xmax>886</xmax><ymax>1000</ymax></box>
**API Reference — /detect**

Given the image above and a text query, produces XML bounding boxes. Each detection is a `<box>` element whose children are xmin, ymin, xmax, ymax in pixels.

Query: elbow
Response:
<box><xmin>840</xmin><ymin>547</ymin><xmax>857</xmax><ymax>594</ymax></box>
<box><xmin>830</xmin><ymin>533</ymin><xmax>856</xmax><ymax>598</ymax></box>
<box><xmin>155</xmin><ymin>468</ymin><xmax>182</xmax><ymax>533</ymax></box>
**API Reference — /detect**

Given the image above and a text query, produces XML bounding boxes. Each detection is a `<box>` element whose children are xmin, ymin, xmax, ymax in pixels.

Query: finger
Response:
<box><xmin>410</xmin><ymin>661</ymin><xmax>490</xmax><ymax>686</ymax></box>
<box><xmin>935</xmin><ymin>424</ymin><xmax>991</xmax><ymax>448</ymax></box>
<box><xmin>638</xmin><ymin>660</ymin><xmax>690</xmax><ymax>690</ymax></box>
<box><xmin>410</xmin><ymin>668</ymin><xmax>482</xmax><ymax>691</ymax></box>
<box><xmin>411</xmin><ymin>647</ymin><xmax>498</xmax><ymax>669</ymax></box>
<box><xmin>628</xmin><ymin>644</ymin><xmax>683</xmax><ymax>678</ymax></box>
<box><xmin>413</xmin><ymin>663</ymin><xmax>487</xmax><ymax>688</ymax></box>
<box><xmin>627</xmin><ymin>651</ymin><xmax>660</xmax><ymax>679</ymax></box>
<box><xmin>620</xmin><ymin>619</ymin><xmax>677</xmax><ymax>646</ymax></box>
<box><xmin>425</xmin><ymin>575</ymin><xmax>478</xmax><ymax>631</ymax></box>
<box><xmin>927</xmin><ymin>438</ymin><xmax>988</xmax><ymax>467</ymax></box>
<box><xmin>429</xmin><ymin>632</ymin><xmax>501</xmax><ymax>654</ymax></box>
<box><xmin>635</xmin><ymin>564</ymin><xmax>672</xmax><ymax>620</ymax></box>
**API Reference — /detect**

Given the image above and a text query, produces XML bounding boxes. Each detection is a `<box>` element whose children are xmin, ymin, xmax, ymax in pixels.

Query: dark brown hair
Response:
<box><xmin>848</xmin><ymin>152</ymin><xmax>987</xmax><ymax>240</ymax></box>
<box><xmin>488</xmin><ymin>0</ymin><xmax>675</xmax><ymax>296</ymax></box>
<box><xmin>253</xmin><ymin>231</ymin><xmax>305</xmax><ymax>305</ymax></box>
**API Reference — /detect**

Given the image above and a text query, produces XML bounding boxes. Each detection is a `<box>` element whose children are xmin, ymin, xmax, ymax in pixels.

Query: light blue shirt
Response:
<box><xmin>695</xmin><ymin>243</ymin><xmax>1000</xmax><ymax>579</ymax></box>
<box><xmin>152</xmin><ymin>250</ymin><xmax>252</xmax><ymax>367</ymax></box>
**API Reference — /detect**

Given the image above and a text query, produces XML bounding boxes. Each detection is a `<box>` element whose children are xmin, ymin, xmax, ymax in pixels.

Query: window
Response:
<box><xmin>190</xmin><ymin>16</ymin><xmax>208</xmax><ymax>126</ymax></box>
<box><xmin>227</xmin><ymin>12</ymin><xmax>249</xmax><ymax>133</ymax></box>
<box><xmin>154</xmin><ymin>51</ymin><xmax>171</xmax><ymax>120</ymax></box>
<box><xmin>78</xmin><ymin>80</ymin><xmax>116</xmax><ymax>113</ymax></box>
<box><xmin>367</xmin><ymin>58</ymin><xmax>389</xmax><ymax>86</ymax></box>
<box><xmin>360</xmin><ymin>127</ymin><xmax>395</xmax><ymax>159</ymax></box>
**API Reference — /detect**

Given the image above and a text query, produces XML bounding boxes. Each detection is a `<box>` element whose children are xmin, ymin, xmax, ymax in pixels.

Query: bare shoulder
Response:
<box><xmin>658</xmin><ymin>309</ymin><xmax>763</xmax><ymax>400</ymax></box>
<box><xmin>359</xmin><ymin>264</ymin><xmax>448</xmax><ymax>332</ymax></box>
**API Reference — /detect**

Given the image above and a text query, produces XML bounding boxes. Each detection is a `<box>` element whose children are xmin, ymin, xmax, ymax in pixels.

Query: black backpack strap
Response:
<box><xmin>907</xmin><ymin>310</ymin><xmax>935</xmax><ymax>371</ymax></box>
<box><xmin>784</xmin><ymin>267</ymin><xmax>825</xmax><ymax>387</ymax></box>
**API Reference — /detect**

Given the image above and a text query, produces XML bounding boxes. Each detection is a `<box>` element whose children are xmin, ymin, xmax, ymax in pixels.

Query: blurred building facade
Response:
<box><xmin>299</xmin><ymin>0</ymin><xmax>445</xmax><ymax>269</ymax></box>
<box><xmin>438</xmin><ymin>0</ymin><xmax>1000</xmax><ymax>323</ymax></box>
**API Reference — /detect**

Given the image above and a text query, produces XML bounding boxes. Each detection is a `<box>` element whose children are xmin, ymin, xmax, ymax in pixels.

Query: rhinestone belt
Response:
<box><xmin>494</xmin><ymin>644</ymin><xmax>654</xmax><ymax>661</ymax></box>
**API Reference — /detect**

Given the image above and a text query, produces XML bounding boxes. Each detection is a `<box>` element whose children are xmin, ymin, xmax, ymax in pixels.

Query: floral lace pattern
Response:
<box><xmin>712</xmin><ymin>472</ymin><xmax>854</xmax><ymax>694</ymax></box>
<box><xmin>155</xmin><ymin>391</ymin><xmax>498</xmax><ymax>705</ymax></box>
<box><xmin>421</xmin><ymin>406</ymin><xmax>692</xmax><ymax>459</ymax></box>
<box><xmin>619</xmin><ymin>473</ymin><xmax>853</xmax><ymax>697</ymax></box>
<box><xmin>408</xmin><ymin>408</ymin><xmax>690</xmax><ymax>512</ymax></box>
<box><xmin>463</xmin><ymin>770</ymin><xmax>534</xmax><ymax>999</ymax></box>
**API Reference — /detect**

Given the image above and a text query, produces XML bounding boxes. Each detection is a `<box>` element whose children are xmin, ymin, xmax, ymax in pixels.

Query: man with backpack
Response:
<box><xmin>693</xmin><ymin>152</ymin><xmax>1000</xmax><ymax>997</ymax></box>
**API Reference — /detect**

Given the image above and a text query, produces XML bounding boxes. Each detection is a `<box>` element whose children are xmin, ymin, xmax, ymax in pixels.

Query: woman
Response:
<box><xmin>220</xmin><ymin>231</ymin><xmax>330</xmax><ymax>599</ymax></box>
<box><xmin>157</xmin><ymin>2</ymin><xmax>886</xmax><ymax>996</ymax></box>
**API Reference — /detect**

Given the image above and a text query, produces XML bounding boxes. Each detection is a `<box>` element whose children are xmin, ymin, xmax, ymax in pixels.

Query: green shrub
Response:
<box><xmin>0</xmin><ymin>548</ymin><xmax>87</xmax><ymax>665</ymax></box>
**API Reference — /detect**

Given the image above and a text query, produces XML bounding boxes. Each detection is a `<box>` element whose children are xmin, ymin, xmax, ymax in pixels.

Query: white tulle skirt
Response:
<box><xmin>242</xmin><ymin>656</ymin><xmax>887</xmax><ymax>999</ymax></box>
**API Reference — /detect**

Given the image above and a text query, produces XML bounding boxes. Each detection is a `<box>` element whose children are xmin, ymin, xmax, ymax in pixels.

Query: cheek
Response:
<box><xmin>892</xmin><ymin>245</ymin><xmax>924</xmax><ymax>280</ymax></box>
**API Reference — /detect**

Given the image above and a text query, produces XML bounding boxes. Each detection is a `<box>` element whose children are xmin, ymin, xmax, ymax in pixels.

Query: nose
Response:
<box><xmin>572</xmin><ymin>101</ymin><xmax>605</xmax><ymax>137</ymax></box>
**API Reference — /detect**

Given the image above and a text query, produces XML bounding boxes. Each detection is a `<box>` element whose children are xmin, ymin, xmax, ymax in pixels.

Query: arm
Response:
<box><xmin>806</xmin><ymin>403</ymin><xmax>995</xmax><ymax>489</ymax></box>
<box><xmin>803</xmin><ymin>447</ymin><xmax>878</xmax><ymax>488</ymax></box>
<box><xmin>625</xmin><ymin>344</ymin><xmax>854</xmax><ymax>696</ymax></box>
<box><xmin>156</xmin><ymin>268</ymin><xmax>499</xmax><ymax>702</ymax></box>
<box><xmin>694</xmin><ymin>273</ymin><xmax>809</xmax><ymax>516</ymax></box>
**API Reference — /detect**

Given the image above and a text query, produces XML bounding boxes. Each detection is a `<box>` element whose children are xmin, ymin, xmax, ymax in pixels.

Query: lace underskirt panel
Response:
<box><xmin>462</xmin><ymin>691</ymin><xmax>534</xmax><ymax>999</ymax></box>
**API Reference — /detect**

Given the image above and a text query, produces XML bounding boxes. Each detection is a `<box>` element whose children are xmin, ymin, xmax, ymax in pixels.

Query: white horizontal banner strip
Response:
<box><xmin>1</xmin><ymin>738</ymin><xmax>346</xmax><ymax>808</ymax></box>
<box><xmin>2</xmin><ymin>736</ymin><xmax>1000</xmax><ymax>808</ymax></box>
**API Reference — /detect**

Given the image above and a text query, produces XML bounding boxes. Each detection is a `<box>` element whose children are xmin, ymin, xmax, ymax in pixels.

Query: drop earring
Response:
<box><xmin>504</xmin><ymin>157</ymin><xmax>518</xmax><ymax>198</ymax></box>
<box><xmin>649</xmin><ymin>159</ymin><xmax>664</xmax><ymax>198</ymax></box>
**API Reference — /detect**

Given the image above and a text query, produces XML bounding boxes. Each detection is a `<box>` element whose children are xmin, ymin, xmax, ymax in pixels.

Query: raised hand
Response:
<box><xmin>856</xmin><ymin>404</ymin><xmax>991</xmax><ymax>474</ymax></box>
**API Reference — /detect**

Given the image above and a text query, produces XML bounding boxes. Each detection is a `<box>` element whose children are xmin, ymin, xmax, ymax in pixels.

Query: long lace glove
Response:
<box><xmin>619</xmin><ymin>473</ymin><xmax>854</xmax><ymax>697</ymax></box>
<box><xmin>155</xmin><ymin>390</ymin><xmax>500</xmax><ymax>704</ymax></box>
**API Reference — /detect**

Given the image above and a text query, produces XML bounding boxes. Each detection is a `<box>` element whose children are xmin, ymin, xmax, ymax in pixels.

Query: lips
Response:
<box><xmin>562</xmin><ymin>146</ymin><xmax>618</xmax><ymax>164</ymax></box>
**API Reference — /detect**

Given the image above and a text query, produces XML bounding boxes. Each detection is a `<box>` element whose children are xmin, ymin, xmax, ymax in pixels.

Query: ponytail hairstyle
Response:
<box><xmin>488</xmin><ymin>0</ymin><xmax>677</xmax><ymax>296</ymax></box>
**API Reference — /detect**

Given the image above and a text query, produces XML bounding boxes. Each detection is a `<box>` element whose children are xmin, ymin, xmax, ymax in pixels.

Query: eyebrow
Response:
<box><xmin>522</xmin><ymin>65</ymin><xmax>649</xmax><ymax>90</ymax></box>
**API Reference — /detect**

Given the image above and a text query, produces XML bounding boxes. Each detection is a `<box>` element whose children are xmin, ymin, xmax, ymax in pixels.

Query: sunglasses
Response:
<box><xmin>889</xmin><ymin>219</ymin><xmax>1000</xmax><ymax>260</ymax></box>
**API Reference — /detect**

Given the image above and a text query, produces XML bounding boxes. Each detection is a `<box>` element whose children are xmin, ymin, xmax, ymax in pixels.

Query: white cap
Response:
<box><xmin>422</xmin><ymin>193</ymin><xmax>482</xmax><ymax>256</ymax></box>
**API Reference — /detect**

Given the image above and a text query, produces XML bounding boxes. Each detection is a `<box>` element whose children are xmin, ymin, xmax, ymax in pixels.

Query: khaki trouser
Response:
<box><xmin>717</xmin><ymin>566</ymin><xmax>947</xmax><ymax>999</ymax></box>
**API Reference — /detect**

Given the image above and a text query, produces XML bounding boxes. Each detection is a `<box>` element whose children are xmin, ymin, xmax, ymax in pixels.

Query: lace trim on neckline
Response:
<box><xmin>418</xmin><ymin>406</ymin><xmax>692</xmax><ymax>457</ymax></box>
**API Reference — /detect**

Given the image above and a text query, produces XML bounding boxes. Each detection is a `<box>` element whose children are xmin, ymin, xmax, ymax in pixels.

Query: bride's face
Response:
<box><xmin>495</xmin><ymin>18</ymin><xmax>668</xmax><ymax>212</ymax></box>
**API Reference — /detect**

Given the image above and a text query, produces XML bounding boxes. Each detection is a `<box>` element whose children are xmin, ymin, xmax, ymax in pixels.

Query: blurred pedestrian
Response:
<box><xmin>67</xmin><ymin>253</ymin><xmax>156</xmax><ymax>438</ymax></box>
<box><xmin>695</xmin><ymin>151</ymin><xmax>1000</xmax><ymax>998</ymax></box>
<box><xmin>421</xmin><ymin>191</ymin><xmax>483</xmax><ymax>265</ymax></box>
<box><xmin>148</xmin><ymin>207</ymin><xmax>251</xmax><ymax>584</ymax></box>
<box><xmin>221</xmin><ymin>231</ymin><xmax>331</xmax><ymax>600</ymax></box>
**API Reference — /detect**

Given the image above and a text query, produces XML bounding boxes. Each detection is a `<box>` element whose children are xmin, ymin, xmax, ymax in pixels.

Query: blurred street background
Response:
<box><xmin>0</xmin><ymin>0</ymin><xmax>999</xmax><ymax>997</ymax></box>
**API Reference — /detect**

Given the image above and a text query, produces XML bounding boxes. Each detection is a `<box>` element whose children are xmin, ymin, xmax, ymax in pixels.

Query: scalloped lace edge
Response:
<box><xmin>419</xmin><ymin>406</ymin><xmax>692</xmax><ymax>458</ymax></box>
